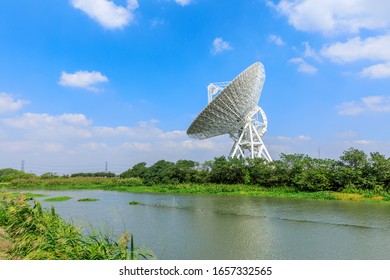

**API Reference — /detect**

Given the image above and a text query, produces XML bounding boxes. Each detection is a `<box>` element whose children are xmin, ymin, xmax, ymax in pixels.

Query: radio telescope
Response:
<box><xmin>187</xmin><ymin>62</ymin><xmax>272</xmax><ymax>161</ymax></box>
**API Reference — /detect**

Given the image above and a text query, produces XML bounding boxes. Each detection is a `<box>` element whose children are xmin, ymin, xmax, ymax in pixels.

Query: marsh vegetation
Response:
<box><xmin>0</xmin><ymin>148</ymin><xmax>389</xmax><ymax>202</ymax></box>
<box><xmin>0</xmin><ymin>193</ymin><xmax>154</xmax><ymax>260</ymax></box>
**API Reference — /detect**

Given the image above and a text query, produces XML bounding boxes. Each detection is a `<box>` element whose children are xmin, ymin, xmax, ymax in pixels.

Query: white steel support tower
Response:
<box><xmin>229</xmin><ymin>107</ymin><xmax>272</xmax><ymax>161</ymax></box>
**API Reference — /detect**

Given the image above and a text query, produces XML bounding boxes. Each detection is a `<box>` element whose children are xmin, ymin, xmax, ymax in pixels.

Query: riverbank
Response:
<box><xmin>2</xmin><ymin>177</ymin><xmax>390</xmax><ymax>203</ymax></box>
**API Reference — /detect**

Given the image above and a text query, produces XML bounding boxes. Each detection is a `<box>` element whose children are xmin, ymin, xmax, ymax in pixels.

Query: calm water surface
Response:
<box><xmin>28</xmin><ymin>190</ymin><xmax>390</xmax><ymax>260</ymax></box>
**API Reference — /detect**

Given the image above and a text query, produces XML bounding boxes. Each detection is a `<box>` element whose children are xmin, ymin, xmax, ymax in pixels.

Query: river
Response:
<box><xmin>28</xmin><ymin>190</ymin><xmax>390</xmax><ymax>260</ymax></box>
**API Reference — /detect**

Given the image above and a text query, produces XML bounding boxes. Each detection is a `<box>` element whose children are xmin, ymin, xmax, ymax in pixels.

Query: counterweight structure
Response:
<box><xmin>187</xmin><ymin>62</ymin><xmax>272</xmax><ymax>161</ymax></box>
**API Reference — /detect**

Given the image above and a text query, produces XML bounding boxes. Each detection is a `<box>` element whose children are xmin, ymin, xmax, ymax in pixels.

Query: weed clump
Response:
<box><xmin>44</xmin><ymin>196</ymin><xmax>72</xmax><ymax>202</ymax></box>
<box><xmin>77</xmin><ymin>198</ymin><xmax>99</xmax><ymax>202</ymax></box>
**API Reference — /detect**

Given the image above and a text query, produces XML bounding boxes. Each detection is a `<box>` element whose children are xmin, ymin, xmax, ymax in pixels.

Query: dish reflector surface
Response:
<box><xmin>187</xmin><ymin>62</ymin><xmax>265</xmax><ymax>139</ymax></box>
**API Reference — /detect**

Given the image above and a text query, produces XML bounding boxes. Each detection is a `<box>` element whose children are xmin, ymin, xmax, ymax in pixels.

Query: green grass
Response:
<box><xmin>4</xmin><ymin>177</ymin><xmax>390</xmax><ymax>203</ymax></box>
<box><xmin>77</xmin><ymin>198</ymin><xmax>99</xmax><ymax>202</ymax></box>
<box><xmin>0</xmin><ymin>193</ymin><xmax>155</xmax><ymax>260</ymax></box>
<box><xmin>44</xmin><ymin>196</ymin><xmax>72</xmax><ymax>202</ymax></box>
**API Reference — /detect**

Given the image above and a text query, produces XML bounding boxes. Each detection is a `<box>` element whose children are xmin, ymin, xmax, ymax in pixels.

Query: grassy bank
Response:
<box><xmin>2</xmin><ymin>177</ymin><xmax>390</xmax><ymax>203</ymax></box>
<box><xmin>0</xmin><ymin>192</ymin><xmax>154</xmax><ymax>260</ymax></box>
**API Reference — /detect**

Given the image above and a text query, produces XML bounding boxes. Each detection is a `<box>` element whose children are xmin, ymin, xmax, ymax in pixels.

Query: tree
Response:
<box><xmin>175</xmin><ymin>160</ymin><xmax>198</xmax><ymax>183</ymax></box>
<box><xmin>340</xmin><ymin>147</ymin><xmax>368</xmax><ymax>169</ymax></box>
<box><xmin>368</xmin><ymin>152</ymin><xmax>390</xmax><ymax>190</ymax></box>
<box><xmin>144</xmin><ymin>160</ymin><xmax>178</xmax><ymax>185</ymax></box>
<box><xmin>209</xmin><ymin>157</ymin><xmax>249</xmax><ymax>184</ymax></box>
<box><xmin>120</xmin><ymin>162</ymin><xmax>148</xmax><ymax>179</ymax></box>
<box><xmin>0</xmin><ymin>168</ymin><xmax>34</xmax><ymax>182</ymax></box>
<box><xmin>248</xmin><ymin>158</ymin><xmax>274</xmax><ymax>187</ymax></box>
<box><xmin>338</xmin><ymin>148</ymin><xmax>370</xmax><ymax>189</ymax></box>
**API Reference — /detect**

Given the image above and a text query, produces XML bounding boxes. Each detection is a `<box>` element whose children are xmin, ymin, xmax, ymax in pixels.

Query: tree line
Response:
<box><xmin>1</xmin><ymin>147</ymin><xmax>389</xmax><ymax>192</ymax></box>
<box><xmin>119</xmin><ymin>147</ymin><xmax>390</xmax><ymax>192</ymax></box>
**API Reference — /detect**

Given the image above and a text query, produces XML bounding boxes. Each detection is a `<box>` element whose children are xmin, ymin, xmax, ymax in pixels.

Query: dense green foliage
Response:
<box><xmin>1</xmin><ymin>147</ymin><xmax>389</xmax><ymax>196</ymax></box>
<box><xmin>119</xmin><ymin>148</ymin><xmax>390</xmax><ymax>192</ymax></box>
<box><xmin>0</xmin><ymin>193</ymin><xmax>154</xmax><ymax>260</ymax></box>
<box><xmin>0</xmin><ymin>168</ymin><xmax>35</xmax><ymax>182</ymax></box>
<box><xmin>70</xmin><ymin>172</ymin><xmax>116</xmax><ymax>178</ymax></box>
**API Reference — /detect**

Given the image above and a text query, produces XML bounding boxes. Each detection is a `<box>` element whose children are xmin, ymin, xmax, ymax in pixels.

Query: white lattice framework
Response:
<box><xmin>187</xmin><ymin>62</ymin><xmax>272</xmax><ymax>161</ymax></box>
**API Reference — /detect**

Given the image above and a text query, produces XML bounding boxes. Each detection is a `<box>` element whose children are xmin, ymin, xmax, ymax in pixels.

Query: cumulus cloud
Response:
<box><xmin>360</xmin><ymin>62</ymin><xmax>390</xmax><ymax>79</ymax></box>
<box><xmin>319</xmin><ymin>35</ymin><xmax>390</xmax><ymax>78</ymax></box>
<box><xmin>321</xmin><ymin>35</ymin><xmax>390</xmax><ymax>63</ymax></box>
<box><xmin>269</xmin><ymin>0</ymin><xmax>390</xmax><ymax>35</ymax></box>
<box><xmin>289</xmin><ymin>57</ymin><xmax>318</xmax><ymax>74</ymax></box>
<box><xmin>71</xmin><ymin>0</ymin><xmax>139</xmax><ymax>29</ymax></box>
<box><xmin>337</xmin><ymin>96</ymin><xmax>390</xmax><ymax>115</ymax></box>
<box><xmin>2</xmin><ymin>113</ymin><xmax>93</xmax><ymax>139</ymax></box>
<box><xmin>269</xmin><ymin>1</ymin><xmax>390</xmax><ymax>77</ymax></box>
<box><xmin>59</xmin><ymin>70</ymin><xmax>109</xmax><ymax>92</ymax></box>
<box><xmin>0</xmin><ymin>93</ymin><xmax>29</xmax><ymax>114</ymax></box>
<box><xmin>211</xmin><ymin>37</ymin><xmax>233</xmax><ymax>54</ymax></box>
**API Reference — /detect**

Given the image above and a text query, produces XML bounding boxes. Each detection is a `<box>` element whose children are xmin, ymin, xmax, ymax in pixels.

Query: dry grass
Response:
<box><xmin>0</xmin><ymin>227</ymin><xmax>12</xmax><ymax>259</ymax></box>
<box><xmin>333</xmin><ymin>193</ymin><xmax>364</xmax><ymax>201</ymax></box>
<box><xmin>370</xmin><ymin>196</ymin><xmax>384</xmax><ymax>201</ymax></box>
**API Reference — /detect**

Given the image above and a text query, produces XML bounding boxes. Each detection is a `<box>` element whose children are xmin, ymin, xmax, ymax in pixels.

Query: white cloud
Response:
<box><xmin>59</xmin><ymin>70</ymin><xmax>109</xmax><ymax>92</ymax></box>
<box><xmin>360</xmin><ymin>62</ymin><xmax>390</xmax><ymax>78</ymax></box>
<box><xmin>211</xmin><ymin>37</ymin><xmax>233</xmax><ymax>55</ymax></box>
<box><xmin>175</xmin><ymin>0</ymin><xmax>192</xmax><ymax>6</ymax></box>
<box><xmin>302</xmin><ymin>42</ymin><xmax>321</xmax><ymax>61</ymax></box>
<box><xmin>319</xmin><ymin>35</ymin><xmax>390</xmax><ymax>78</ymax></box>
<box><xmin>289</xmin><ymin>57</ymin><xmax>318</xmax><ymax>74</ymax></box>
<box><xmin>337</xmin><ymin>96</ymin><xmax>390</xmax><ymax>115</ymax></box>
<box><xmin>71</xmin><ymin>0</ymin><xmax>139</xmax><ymax>29</ymax></box>
<box><xmin>269</xmin><ymin>1</ymin><xmax>390</xmax><ymax>77</ymax></box>
<box><xmin>0</xmin><ymin>93</ymin><xmax>29</xmax><ymax>114</ymax></box>
<box><xmin>120</xmin><ymin>142</ymin><xmax>152</xmax><ymax>151</ymax></box>
<box><xmin>269</xmin><ymin>0</ymin><xmax>390</xmax><ymax>35</ymax></box>
<box><xmin>337</xmin><ymin>101</ymin><xmax>365</xmax><ymax>116</ymax></box>
<box><xmin>268</xmin><ymin>34</ymin><xmax>284</xmax><ymax>46</ymax></box>
<box><xmin>0</xmin><ymin>112</ymin><xmax>233</xmax><ymax>174</ymax></box>
<box><xmin>321</xmin><ymin>35</ymin><xmax>390</xmax><ymax>63</ymax></box>
<box><xmin>3</xmin><ymin>113</ymin><xmax>93</xmax><ymax>139</ymax></box>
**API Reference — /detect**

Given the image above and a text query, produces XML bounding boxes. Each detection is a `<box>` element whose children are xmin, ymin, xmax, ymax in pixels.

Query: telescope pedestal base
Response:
<box><xmin>229</xmin><ymin>121</ymin><xmax>272</xmax><ymax>162</ymax></box>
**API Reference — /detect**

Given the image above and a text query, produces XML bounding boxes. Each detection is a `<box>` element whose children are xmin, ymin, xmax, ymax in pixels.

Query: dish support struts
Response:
<box><xmin>228</xmin><ymin>106</ymin><xmax>272</xmax><ymax>161</ymax></box>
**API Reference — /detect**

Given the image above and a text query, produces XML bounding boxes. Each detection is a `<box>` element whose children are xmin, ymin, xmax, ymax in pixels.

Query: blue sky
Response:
<box><xmin>1</xmin><ymin>0</ymin><xmax>390</xmax><ymax>174</ymax></box>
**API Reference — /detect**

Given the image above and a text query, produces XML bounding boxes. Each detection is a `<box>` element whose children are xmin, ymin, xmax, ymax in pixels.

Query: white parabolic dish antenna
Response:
<box><xmin>187</xmin><ymin>62</ymin><xmax>272</xmax><ymax>161</ymax></box>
